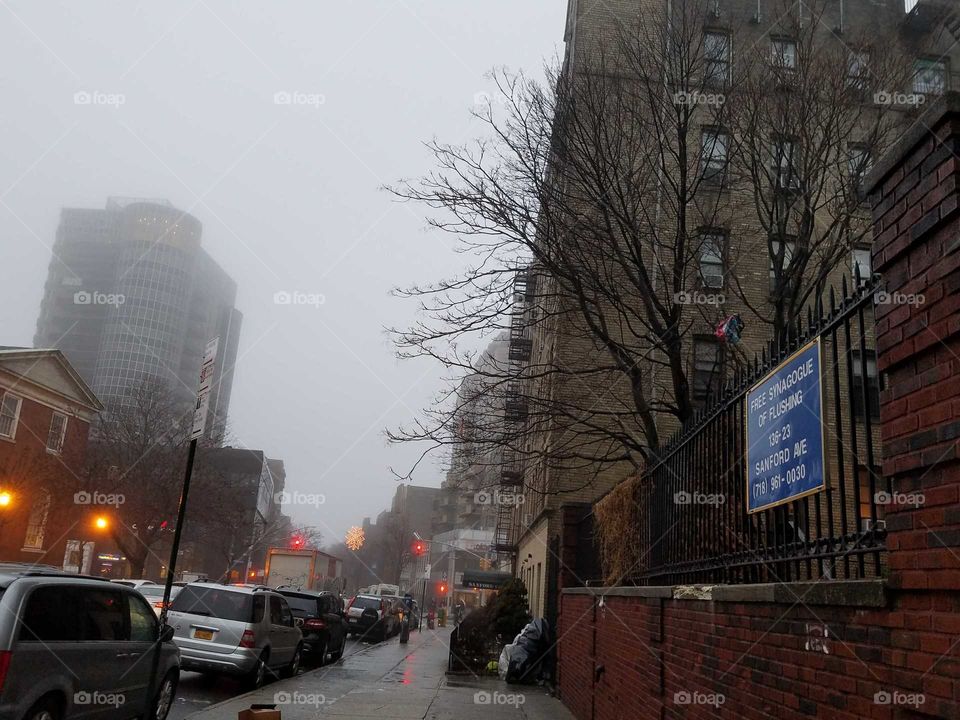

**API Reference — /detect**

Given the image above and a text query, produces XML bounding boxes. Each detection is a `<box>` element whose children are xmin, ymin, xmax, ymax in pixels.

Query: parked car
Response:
<box><xmin>138</xmin><ymin>584</ymin><xmax>182</xmax><ymax>617</ymax></box>
<box><xmin>0</xmin><ymin>564</ymin><xmax>180</xmax><ymax>720</ymax></box>
<box><xmin>109</xmin><ymin>578</ymin><xmax>157</xmax><ymax>588</ymax></box>
<box><xmin>167</xmin><ymin>583</ymin><xmax>302</xmax><ymax>688</ymax></box>
<box><xmin>276</xmin><ymin>589</ymin><xmax>347</xmax><ymax>664</ymax></box>
<box><xmin>345</xmin><ymin>594</ymin><xmax>399</xmax><ymax>641</ymax></box>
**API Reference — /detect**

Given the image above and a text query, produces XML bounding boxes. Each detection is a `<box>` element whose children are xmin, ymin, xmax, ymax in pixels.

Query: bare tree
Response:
<box><xmin>389</xmin><ymin>0</ymin><xmax>748</xmax><ymax>480</ymax></box>
<box><xmin>724</xmin><ymin>0</ymin><xmax>914</xmax><ymax>342</ymax></box>
<box><xmin>390</xmin><ymin>0</ymin><xmax>928</xmax><ymax>487</ymax></box>
<box><xmin>82</xmin><ymin>379</ymin><xmax>192</xmax><ymax>578</ymax></box>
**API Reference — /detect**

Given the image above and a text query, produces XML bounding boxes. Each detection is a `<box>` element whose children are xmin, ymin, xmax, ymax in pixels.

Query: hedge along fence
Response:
<box><xmin>594</xmin><ymin>475</ymin><xmax>651</xmax><ymax>585</ymax></box>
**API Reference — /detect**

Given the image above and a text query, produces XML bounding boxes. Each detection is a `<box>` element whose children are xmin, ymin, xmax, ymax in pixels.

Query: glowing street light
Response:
<box><xmin>94</xmin><ymin>516</ymin><xmax>109</xmax><ymax>530</ymax></box>
<box><xmin>0</xmin><ymin>491</ymin><xmax>11</xmax><ymax>508</ymax></box>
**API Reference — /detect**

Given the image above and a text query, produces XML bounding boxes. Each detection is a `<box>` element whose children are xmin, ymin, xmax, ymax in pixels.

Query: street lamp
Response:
<box><xmin>0</xmin><ymin>491</ymin><xmax>11</xmax><ymax>508</ymax></box>
<box><xmin>93</xmin><ymin>515</ymin><xmax>109</xmax><ymax>531</ymax></box>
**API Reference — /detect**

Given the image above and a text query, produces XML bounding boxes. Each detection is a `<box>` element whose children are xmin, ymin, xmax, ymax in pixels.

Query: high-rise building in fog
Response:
<box><xmin>34</xmin><ymin>197</ymin><xmax>242</xmax><ymax>443</ymax></box>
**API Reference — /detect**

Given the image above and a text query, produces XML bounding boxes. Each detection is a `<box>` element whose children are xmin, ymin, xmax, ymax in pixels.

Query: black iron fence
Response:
<box><xmin>640</xmin><ymin>274</ymin><xmax>888</xmax><ymax>584</ymax></box>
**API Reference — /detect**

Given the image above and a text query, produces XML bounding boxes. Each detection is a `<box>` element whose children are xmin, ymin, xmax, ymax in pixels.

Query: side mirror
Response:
<box><xmin>159</xmin><ymin>624</ymin><xmax>175</xmax><ymax>643</ymax></box>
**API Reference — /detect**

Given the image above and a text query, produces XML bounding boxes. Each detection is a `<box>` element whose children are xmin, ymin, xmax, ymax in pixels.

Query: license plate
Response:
<box><xmin>194</xmin><ymin>629</ymin><xmax>214</xmax><ymax>641</ymax></box>
<box><xmin>348</xmin><ymin>618</ymin><xmax>358</xmax><ymax>624</ymax></box>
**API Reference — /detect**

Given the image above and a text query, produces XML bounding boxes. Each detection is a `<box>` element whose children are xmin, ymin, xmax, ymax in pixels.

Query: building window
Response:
<box><xmin>847</xmin><ymin>51</ymin><xmax>870</xmax><ymax>90</ymax></box>
<box><xmin>0</xmin><ymin>393</ymin><xmax>21</xmax><ymax>439</ymax></box>
<box><xmin>851</xmin><ymin>350</ymin><xmax>881</xmax><ymax>419</ymax></box>
<box><xmin>772</xmin><ymin>138</ymin><xmax>799</xmax><ymax>190</ymax></box>
<box><xmin>23</xmin><ymin>489</ymin><xmax>51</xmax><ymax>550</ymax></box>
<box><xmin>693</xmin><ymin>338</ymin><xmax>723</xmax><ymax>403</ymax></box>
<box><xmin>771</xmin><ymin>39</ymin><xmax>797</xmax><ymax>70</ymax></box>
<box><xmin>858</xmin><ymin>466</ymin><xmax>884</xmax><ymax>532</ymax></box>
<box><xmin>700</xmin><ymin>130</ymin><xmax>728</xmax><ymax>182</ymax></box>
<box><xmin>769</xmin><ymin>239</ymin><xmax>796</xmax><ymax>293</ymax></box>
<box><xmin>704</xmin><ymin>32</ymin><xmax>730</xmax><ymax>87</ymax></box>
<box><xmin>848</xmin><ymin>144</ymin><xmax>872</xmax><ymax>186</ymax></box>
<box><xmin>699</xmin><ymin>231</ymin><xmax>726</xmax><ymax>288</ymax></box>
<box><xmin>914</xmin><ymin>58</ymin><xmax>947</xmax><ymax>95</ymax></box>
<box><xmin>47</xmin><ymin>413</ymin><xmax>68</xmax><ymax>455</ymax></box>
<box><xmin>852</xmin><ymin>247</ymin><xmax>872</xmax><ymax>285</ymax></box>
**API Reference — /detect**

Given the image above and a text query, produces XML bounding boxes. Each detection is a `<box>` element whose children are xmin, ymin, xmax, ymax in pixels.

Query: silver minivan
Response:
<box><xmin>0</xmin><ymin>566</ymin><xmax>180</xmax><ymax>720</ymax></box>
<box><xmin>166</xmin><ymin>583</ymin><xmax>301</xmax><ymax>688</ymax></box>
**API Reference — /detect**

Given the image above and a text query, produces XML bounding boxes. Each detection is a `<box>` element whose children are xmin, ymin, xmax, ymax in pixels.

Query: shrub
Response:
<box><xmin>488</xmin><ymin>578</ymin><xmax>531</xmax><ymax>642</ymax></box>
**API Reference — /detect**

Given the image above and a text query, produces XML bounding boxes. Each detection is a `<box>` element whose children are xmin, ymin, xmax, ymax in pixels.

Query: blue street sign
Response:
<box><xmin>746</xmin><ymin>338</ymin><xmax>826</xmax><ymax>513</ymax></box>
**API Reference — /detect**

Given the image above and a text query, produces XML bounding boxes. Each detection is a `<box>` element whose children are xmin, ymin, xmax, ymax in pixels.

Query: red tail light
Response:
<box><xmin>0</xmin><ymin>651</ymin><xmax>11</xmax><ymax>692</ymax></box>
<box><xmin>304</xmin><ymin>618</ymin><xmax>327</xmax><ymax>630</ymax></box>
<box><xmin>240</xmin><ymin>629</ymin><xmax>256</xmax><ymax>648</ymax></box>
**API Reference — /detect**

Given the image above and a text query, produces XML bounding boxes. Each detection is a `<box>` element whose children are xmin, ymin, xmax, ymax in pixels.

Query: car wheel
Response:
<box><xmin>151</xmin><ymin>670</ymin><xmax>178</xmax><ymax>720</ymax></box>
<box><xmin>22</xmin><ymin>696</ymin><xmax>62</xmax><ymax>720</ymax></box>
<box><xmin>330</xmin><ymin>634</ymin><xmax>345</xmax><ymax>661</ymax></box>
<box><xmin>281</xmin><ymin>644</ymin><xmax>302</xmax><ymax>678</ymax></box>
<box><xmin>246</xmin><ymin>650</ymin><xmax>269</xmax><ymax>689</ymax></box>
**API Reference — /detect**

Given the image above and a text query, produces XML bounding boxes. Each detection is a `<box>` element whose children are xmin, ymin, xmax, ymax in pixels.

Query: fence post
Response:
<box><xmin>864</xmin><ymin>92</ymin><xmax>960</xmax><ymax>591</ymax></box>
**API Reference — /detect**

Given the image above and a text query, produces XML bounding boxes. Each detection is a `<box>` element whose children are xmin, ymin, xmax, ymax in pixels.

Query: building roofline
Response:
<box><xmin>0</xmin><ymin>348</ymin><xmax>104</xmax><ymax>412</ymax></box>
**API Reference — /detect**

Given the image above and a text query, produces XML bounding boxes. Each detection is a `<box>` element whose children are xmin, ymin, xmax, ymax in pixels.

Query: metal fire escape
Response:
<box><xmin>494</xmin><ymin>267</ymin><xmax>536</xmax><ymax>567</ymax></box>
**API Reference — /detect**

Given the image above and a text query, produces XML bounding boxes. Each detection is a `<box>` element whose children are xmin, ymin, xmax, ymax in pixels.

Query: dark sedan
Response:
<box><xmin>277</xmin><ymin>589</ymin><xmax>347</xmax><ymax>664</ymax></box>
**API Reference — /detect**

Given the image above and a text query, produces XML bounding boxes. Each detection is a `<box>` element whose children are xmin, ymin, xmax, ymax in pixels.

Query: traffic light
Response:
<box><xmin>439</xmin><ymin>581</ymin><xmax>448</xmax><ymax>595</ymax></box>
<box><xmin>412</xmin><ymin>540</ymin><xmax>425</xmax><ymax>556</ymax></box>
<box><xmin>290</xmin><ymin>535</ymin><xmax>305</xmax><ymax>549</ymax></box>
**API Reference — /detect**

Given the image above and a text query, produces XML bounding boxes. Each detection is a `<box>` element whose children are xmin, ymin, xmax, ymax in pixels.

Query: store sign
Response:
<box><xmin>746</xmin><ymin>338</ymin><xmax>826</xmax><ymax>513</ymax></box>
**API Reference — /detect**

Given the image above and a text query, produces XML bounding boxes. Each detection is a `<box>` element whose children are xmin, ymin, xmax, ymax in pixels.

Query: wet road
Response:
<box><xmin>168</xmin><ymin>637</ymin><xmax>368</xmax><ymax>720</ymax></box>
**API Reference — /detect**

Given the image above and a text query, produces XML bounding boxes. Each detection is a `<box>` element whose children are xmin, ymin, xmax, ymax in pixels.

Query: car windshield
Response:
<box><xmin>170</xmin><ymin>585</ymin><xmax>254</xmax><ymax>621</ymax></box>
<box><xmin>351</xmin><ymin>596</ymin><xmax>381</xmax><ymax>610</ymax></box>
<box><xmin>283</xmin><ymin>595</ymin><xmax>318</xmax><ymax>616</ymax></box>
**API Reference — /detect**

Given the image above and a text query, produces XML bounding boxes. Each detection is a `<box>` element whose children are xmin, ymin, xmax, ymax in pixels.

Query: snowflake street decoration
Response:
<box><xmin>345</xmin><ymin>526</ymin><xmax>365</xmax><ymax>551</ymax></box>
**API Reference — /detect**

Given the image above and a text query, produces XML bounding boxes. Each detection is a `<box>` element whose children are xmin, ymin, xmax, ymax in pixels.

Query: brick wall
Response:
<box><xmin>556</xmin><ymin>93</ymin><xmax>960</xmax><ymax>720</ymax></box>
<box><xmin>0</xmin><ymin>380</ymin><xmax>93</xmax><ymax>563</ymax></box>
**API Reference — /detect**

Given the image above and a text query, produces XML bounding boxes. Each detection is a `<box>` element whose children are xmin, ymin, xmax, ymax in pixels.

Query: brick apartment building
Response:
<box><xmin>498</xmin><ymin>0</ymin><xmax>959</xmax><ymax>624</ymax></box>
<box><xmin>556</xmin><ymin>84</ymin><xmax>960</xmax><ymax>720</ymax></box>
<box><xmin>0</xmin><ymin>348</ymin><xmax>103</xmax><ymax>567</ymax></box>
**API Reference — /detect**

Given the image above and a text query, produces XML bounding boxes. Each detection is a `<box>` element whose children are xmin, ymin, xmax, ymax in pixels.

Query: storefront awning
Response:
<box><xmin>461</xmin><ymin>570</ymin><xmax>512</xmax><ymax>590</ymax></box>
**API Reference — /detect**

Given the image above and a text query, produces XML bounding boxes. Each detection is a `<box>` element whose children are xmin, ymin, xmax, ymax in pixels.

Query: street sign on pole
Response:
<box><xmin>746</xmin><ymin>338</ymin><xmax>826</xmax><ymax>513</ymax></box>
<box><xmin>160</xmin><ymin>337</ymin><xmax>220</xmax><ymax>624</ymax></box>
<box><xmin>191</xmin><ymin>337</ymin><xmax>219</xmax><ymax>440</ymax></box>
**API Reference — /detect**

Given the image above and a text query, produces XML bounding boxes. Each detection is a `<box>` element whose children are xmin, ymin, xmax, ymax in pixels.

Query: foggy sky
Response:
<box><xmin>0</xmin><ymin>1</ymin><xmax>565</xmax><ymax>545</ymax></box>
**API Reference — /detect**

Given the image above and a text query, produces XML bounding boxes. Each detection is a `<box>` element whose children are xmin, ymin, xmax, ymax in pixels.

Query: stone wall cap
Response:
<box><xmin>864</xmin><ymin>91</ymin><xmax>960</xmax><ymax>196</ymax></box>
<box><xmin>562</xmin><ymin>585</ymin><xmax>673</xmax><ymax>598</ymax></box>
<box><xmin>562</xmin><ymin>579</ymin><xmax>887</xmax><ymax>607</ymax></box>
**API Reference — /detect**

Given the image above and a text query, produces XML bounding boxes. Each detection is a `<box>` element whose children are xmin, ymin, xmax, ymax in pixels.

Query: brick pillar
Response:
<box><xmin>866</xmin><ymin>92</ymin><xmax>960</xmax><ymax>591</ymax></box>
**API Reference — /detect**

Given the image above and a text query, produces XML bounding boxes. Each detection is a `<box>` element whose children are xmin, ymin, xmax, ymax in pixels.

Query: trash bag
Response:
<box><xmin>498</xmin><ymin>644</ymin><xmax>513</xmax><ymax>680</ymax></box>
<box><xmin>505</xmin><ymin>618</ymin><xmax>550</xmax><ymax>683</ymax></box>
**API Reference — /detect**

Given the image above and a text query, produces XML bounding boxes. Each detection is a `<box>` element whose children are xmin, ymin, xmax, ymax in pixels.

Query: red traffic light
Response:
<box><xmin>412</xmin><ymin>540</ymin><xmax>425</xmax><ymax>556</ymax></box>
<box><xmin>439</xmin><ymin>582</ymin><xmax>447</xmax><ymax>595</ymax></box>
<box><xmin>291</xmin><ymin>535</ymin><xmax>305</xmax><ymax>549</ymax></box>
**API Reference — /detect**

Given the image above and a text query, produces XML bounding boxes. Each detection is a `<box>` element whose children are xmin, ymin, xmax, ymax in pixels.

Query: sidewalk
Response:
<box><xmin>184</xmin><ymin>629</ymin><xmax>574</xmax><ymax>720</ymax></box>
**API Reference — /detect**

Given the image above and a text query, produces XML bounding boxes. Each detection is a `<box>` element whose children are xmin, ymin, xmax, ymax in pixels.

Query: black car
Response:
<box><xmin>277</xmin><ymin>589</ymin><xmax>347</xmax><ymax>664</ymax></box>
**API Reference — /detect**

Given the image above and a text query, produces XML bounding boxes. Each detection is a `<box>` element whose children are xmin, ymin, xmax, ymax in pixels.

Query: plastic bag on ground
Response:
<box><xmin>498</xmin><ymin>643</ymin><xmax>514</xmax><ymax>680</ymax></box>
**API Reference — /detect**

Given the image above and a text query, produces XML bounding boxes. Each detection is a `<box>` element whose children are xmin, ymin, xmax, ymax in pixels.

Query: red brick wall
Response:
<box><xmin>559</xmin><ymin>589</ymin><xmax>960</xmax><ymax>719</ymax></box>
<box><xmin>0</xmin><ymin>383</ymin><xmax>92</xmax><ymax>563</ymax></box>
<box><xmin>557</xmin><ymin>93</ymin><xmax>960</xmax><ymax>720</ymax></box>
